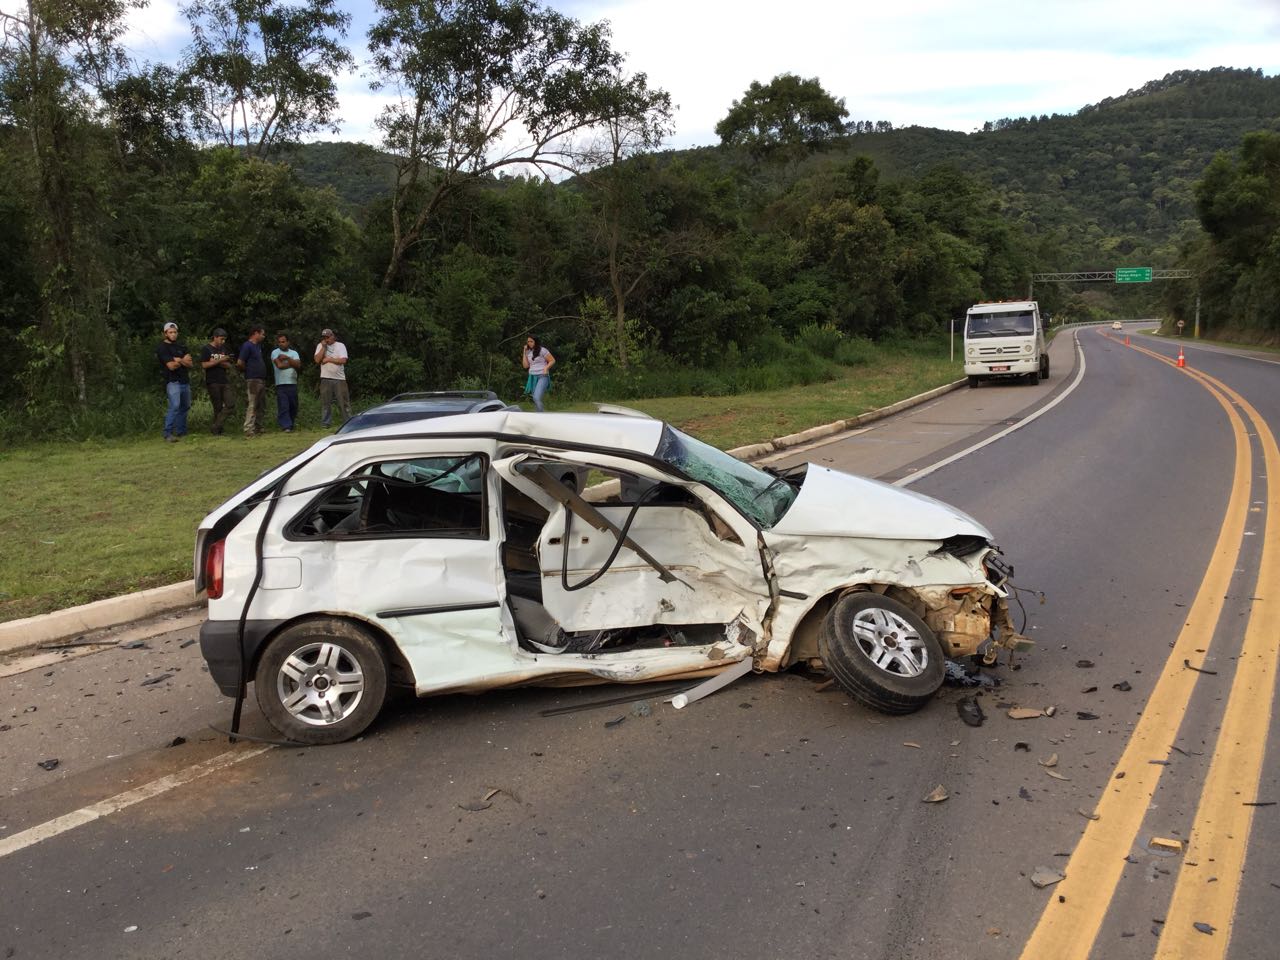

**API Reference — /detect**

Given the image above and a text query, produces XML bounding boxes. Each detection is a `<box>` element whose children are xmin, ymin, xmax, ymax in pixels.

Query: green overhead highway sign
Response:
<box><xmin>1115</xmin><ymin>267</ymin><xmax>1153</xmax><ymax>283</ymax></box>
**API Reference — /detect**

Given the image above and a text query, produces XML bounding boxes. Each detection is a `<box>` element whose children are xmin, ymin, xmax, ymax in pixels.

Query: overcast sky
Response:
<box><xmin>93</xmin><ymin>0</ymin><xmax>1280</xmax><ymax>148</ymax></box>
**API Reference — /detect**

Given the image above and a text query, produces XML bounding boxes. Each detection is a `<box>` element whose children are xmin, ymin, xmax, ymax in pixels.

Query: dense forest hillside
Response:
<box><xmin>1078</xmin><ymin>67</ymin><xmax>1280</xmax><ymax>118</ymax></box>
<box><xmin>287</xmin><ymin>68</ymin><xmax>1278</xmax><ymax>272</ymax></box>
<box><xmin>274</xmin><ymin>142</ymin><xmax>398</xmax><ymax>221</ymax></box>
<box><xmin>823</xmin><ymin>68</ymin><xmax>1280</xmax><ymax>269</ymax></box>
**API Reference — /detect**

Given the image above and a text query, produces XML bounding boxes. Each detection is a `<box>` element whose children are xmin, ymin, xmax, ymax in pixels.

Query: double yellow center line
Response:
<box><xmin>1019</xmin><ymin>335</ymin><xmax>1280</xmax><ymax>959</ymax></box>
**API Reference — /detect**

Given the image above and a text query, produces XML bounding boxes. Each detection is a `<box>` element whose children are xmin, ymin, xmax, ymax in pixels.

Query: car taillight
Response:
<box><xmin>205</xmin><ymin>539</ymin><xmax>225</xmax><ymax>600</ymax></box>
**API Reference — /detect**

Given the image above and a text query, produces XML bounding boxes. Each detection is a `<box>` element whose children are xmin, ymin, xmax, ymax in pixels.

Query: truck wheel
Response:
<box><xmin>255</xmin><ymin>619</ymin><xmax>388</xmax><ymax>744</ymax></box>
<box><xmin>818</xmin><ymin>592</ymin><xmax>945</xmax><ymax>714</ymax></box>
<box><xmin>967</xmin><ymin>376</ymin><xmax>980</xmax><ymax>388</ymax></box>
<box><xmin>1039</xmin><ymin>355</ymin><xmax>1050</xmax><ymax>380</ymax></box>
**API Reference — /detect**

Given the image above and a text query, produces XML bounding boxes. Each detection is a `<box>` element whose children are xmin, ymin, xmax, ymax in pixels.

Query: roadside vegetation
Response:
<box><xmin>0</xmin><ymin>339</ymin><xmax>958</xmax><ymax>623</ymax></box>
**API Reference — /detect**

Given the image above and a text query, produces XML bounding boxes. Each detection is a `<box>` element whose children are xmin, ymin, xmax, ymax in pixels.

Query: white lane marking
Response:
<box><xmin>0</xmin><ymin>745</ymin><xmax>271</xmax><ymax>859</ymax></box>
<box><xmin>896</xmin><ymin>335</ymin><xmax>1087</xmax><ymax>487</ymax></box>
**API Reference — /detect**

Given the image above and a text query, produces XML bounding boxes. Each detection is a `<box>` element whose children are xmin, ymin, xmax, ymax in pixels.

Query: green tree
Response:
<box><xmin>804</xmin><ymin>200</ymin><xmax>901</xmax><ymax>335</ymax></box>
<box><xmin>583</xmin><ymin>77</ymin><xmax>674</xmax><ymax>368</ymax></box>
<box><xmin>181</xmin><ymin>0</ymin><xmax>353</xmax><ymax>157</ymax></box>
<box><xmin>104</xmin><ymin>65</ymin><xmax>200</xmax><ymax>169</ymax></box>
<box><xmin>172</xmin><ymin>149</ymin><xmax>359</xmax><ymax>333</ymax></box>
<box><xmin>366</xmin><ymin>0</ymin><xmax>671</xmax><ymax>289</ymax></box>
<box><xmin>715</xmin><ymin>73</ymin><xmax>849</xmax><ymax>160</ymax></box>
<box><xmin>1194</xmin><ymin>131</ymin><xmax>1280</xmax><ymax>335</ymax></box>
<box><xmin>0</xmin><ymin>0</ymin><xmax>139</xmax><ymax>404</ymax></box>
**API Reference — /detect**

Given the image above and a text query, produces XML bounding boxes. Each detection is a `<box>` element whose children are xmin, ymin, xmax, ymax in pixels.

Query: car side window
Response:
<box><xmin>566</xmin><ymin>463</ymin><xmax>741</xmax><ymax>544</ymax></box>
<box><xmin>288</xmin><ymin>455</ymin><xmax>488</xmax><ymax>540</ymax></box>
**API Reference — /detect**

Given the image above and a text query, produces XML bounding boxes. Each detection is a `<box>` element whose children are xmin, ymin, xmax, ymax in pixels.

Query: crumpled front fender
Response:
<box><xmin>760</xmin><ymin>535</ymin><xmax>1031</xmax><ymax>669</ymax></box>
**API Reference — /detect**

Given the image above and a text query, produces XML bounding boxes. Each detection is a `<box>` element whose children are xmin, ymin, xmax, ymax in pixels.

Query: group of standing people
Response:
<box><xmin>158</xmin><ymin>323</ymin><xmax>558</xmax><ymax>441</ymax></box>
<box><xmin>156</xmin><ymin>323</ymin><xmax>352</xmax><ymax>441</ymax></box>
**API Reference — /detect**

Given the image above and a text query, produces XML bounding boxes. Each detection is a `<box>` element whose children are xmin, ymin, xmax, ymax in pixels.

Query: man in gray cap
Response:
<box><xmin>313</xmin><ymin>327</ymin><xmax>352</xmax><ymax>428</ymax></box>
<box><xmin>199</xmin><ymin>327</ymin><xmax>235</xmax><ymax>435</ymax></box>
<box><xmin>156</xmin><ymin>321</ymin><xmax>192</xmax><ymax>442</ymax></box>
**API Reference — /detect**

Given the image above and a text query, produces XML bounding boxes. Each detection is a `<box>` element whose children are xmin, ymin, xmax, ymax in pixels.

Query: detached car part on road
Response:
<box><xmin>194</xmin><ymin>409</ymin><xmax>1030</xmax><ymax>743</ymax></box>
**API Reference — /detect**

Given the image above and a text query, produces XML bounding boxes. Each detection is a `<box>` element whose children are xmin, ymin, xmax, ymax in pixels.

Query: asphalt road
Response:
<box><xmin>2</xmin><ymin>325</ymin><xmax>1278</xmax><ymax>960</ymax></box>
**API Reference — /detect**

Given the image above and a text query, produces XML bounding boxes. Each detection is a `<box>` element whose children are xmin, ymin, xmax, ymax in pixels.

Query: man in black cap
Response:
<box><xmin>156</xmin><ymin>321</ymin><xmax>192</xmax><ymax>442</ymax></box>
<box><xmin>199</xmin><ymin>328</ymin><xmax>235</xmax><ymax>435</ymax></box>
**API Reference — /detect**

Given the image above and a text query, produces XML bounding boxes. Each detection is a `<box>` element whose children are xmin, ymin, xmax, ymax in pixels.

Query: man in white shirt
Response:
<box><xmin>314</xmin><ymin>327</ymin><xmax>353</xmax><ymax>428</ymax></box>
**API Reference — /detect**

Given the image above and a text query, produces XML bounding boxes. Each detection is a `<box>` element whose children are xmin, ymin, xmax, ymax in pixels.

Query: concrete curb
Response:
<box><xmin>0</xmin><ymin>581</ymin><xmax>200</xmax><ymax>656</ymax></box>
<box><xmin>2</xmin><ymin>377</ymin><xmax>966</xmax><ymax>651</ymax></box>
<box><xmin>726</xmin><ymin>379</ymin><xmax>964</xmax><ymax>459</ymax></box>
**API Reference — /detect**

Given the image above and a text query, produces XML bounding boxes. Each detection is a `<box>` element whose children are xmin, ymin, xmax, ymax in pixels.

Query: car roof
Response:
<box><xmin>334</xmin><ymin>409</ymin><xmax>667</xmax><ymax>452</ymax></box>
<box><xmin>336</xmin><ymin>393</ymin><xmax>511</xmax><ymax>434</ymax></box>
<box><xmin>198</xmin><ymin>410</ymin><xmax>669</xmax><ymax>533</ymax></box>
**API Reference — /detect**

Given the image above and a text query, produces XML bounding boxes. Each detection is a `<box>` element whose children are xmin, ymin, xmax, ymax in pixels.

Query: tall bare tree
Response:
<box><xmin>181</xmin><ymin>0</ymin><xmax>352</xmax><ymax>157</ymax></box>
<box><xmin>367</xmin><ymin>0</ymin><xmax>672</xmax><ymax>289</ymax></box>
<box><xmin>583</xmin><ymin>78</ymin><xmax>673</xmax><ymax>367</ymax></box>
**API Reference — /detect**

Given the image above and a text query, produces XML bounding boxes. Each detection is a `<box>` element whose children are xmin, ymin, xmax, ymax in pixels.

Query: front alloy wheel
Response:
<box><xmin>255</xmin><ymin>619</ymin><xmax>388</xmax><ymax>744</ymax></box>
<box><xmin>818</xmin><ymin>592</ymin><xmax>945</xmax><ymax>714</ymax></box>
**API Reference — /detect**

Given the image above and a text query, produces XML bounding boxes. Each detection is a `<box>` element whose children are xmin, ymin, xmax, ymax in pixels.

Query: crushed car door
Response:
<box><xmin>493</xmin><ymin>452</ymin><xmax>770</xmax><ymax>634</ymax></box>
<box><xmin>281</xmin><ymin>452</ymin><xmax>517</xmax><ymax>694</ymax></box>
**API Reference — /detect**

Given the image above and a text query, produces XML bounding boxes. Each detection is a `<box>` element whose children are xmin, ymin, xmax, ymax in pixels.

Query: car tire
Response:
<box><xmin>818</xmin><ymin>592</ymin><xmax>945</xmax><ymax>714</ymax></box>
<box><xmin>967</xmin><ymin>375</ymin><xmax>980</xmax><ymax>388</ymax></box>
<box><xmin>255</xmin><ymin>619</ymin><xmax>388</xmax><ymax>745</ymax></box>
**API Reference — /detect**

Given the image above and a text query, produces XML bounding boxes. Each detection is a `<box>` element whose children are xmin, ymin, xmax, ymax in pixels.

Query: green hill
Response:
<box><xmin>287</xmin><ymin>68</ymin><xmax>1278</xmax><ymax>271</ymax></box>
<box><xmin>273</xmin><ymin>141</ymin><xmax>398</xmax><ymax>220</ymax></box>
<box><xmin>815</xmin><ymin>68</ymin><xmax>1280</xmax><ymax>268</ymax></box>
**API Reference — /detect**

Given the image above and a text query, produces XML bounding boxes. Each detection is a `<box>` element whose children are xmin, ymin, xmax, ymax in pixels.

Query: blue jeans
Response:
<box><xmin>530</xmin><ymin>374</ymin><xmax>550</xmax><ymax>411</ymax></box>
<box><xmin>164</xmin><ymin>382</ymin><xmax>191</xmax><ymax>437</ymax></box>
<box><xmin>276</xmin><ymin>383</ymin><xmax>299</xmax><ymax>430</ymax></box>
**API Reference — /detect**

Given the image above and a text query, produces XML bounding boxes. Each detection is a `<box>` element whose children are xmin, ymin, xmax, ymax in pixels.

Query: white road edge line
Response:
<box><xmin>0</xmin><ymin>745</ymin><xmax>272</xmax><ymax>860</ymax></box>
<box><xmin>896</xmin><ymin>334</ymin><xmax>1087</xmax><ymax>488</ymax></box>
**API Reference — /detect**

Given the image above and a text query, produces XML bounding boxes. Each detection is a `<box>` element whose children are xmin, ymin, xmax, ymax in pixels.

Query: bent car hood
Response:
<box><xmin>767</xmin><ymin>465</ymin><xmax>993</xmax><ymax>541</ymax></box>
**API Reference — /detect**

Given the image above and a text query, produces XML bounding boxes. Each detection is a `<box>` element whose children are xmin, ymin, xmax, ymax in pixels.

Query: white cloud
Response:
<box><xmin>122</xmin><ymin>0</ymin><xmax>189</xmax><ymax>62</ymax></box>
<box><xmin>328</xmin><ymin>66</ymin><xmax>386</xmax><ymax>143</ymax></box>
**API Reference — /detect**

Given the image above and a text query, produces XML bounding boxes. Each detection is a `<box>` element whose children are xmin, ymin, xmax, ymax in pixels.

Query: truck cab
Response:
<box><xmin>963</xmin><ymin>299</ymin><xmax>1048</xmax><ymax>386</ymax></box>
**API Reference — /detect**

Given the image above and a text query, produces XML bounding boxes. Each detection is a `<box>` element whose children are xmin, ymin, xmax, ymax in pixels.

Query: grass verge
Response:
<box><xmin>0</xmin><ymin>347</ymin><xmax>960</xmax><ymax>623</ymax></box>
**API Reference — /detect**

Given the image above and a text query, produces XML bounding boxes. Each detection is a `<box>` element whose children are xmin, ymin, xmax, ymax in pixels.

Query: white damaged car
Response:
<box><xmin>195</xmin><ymin>409</ymin><xmax>1029</xmax><ymax>743</ymax></box>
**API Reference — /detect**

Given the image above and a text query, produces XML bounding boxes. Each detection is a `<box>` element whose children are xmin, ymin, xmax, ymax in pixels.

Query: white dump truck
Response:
<box><xmin>963</xmin><ymin>299</ymin><xmax>1048</xmax><ymax>386</ymax></box>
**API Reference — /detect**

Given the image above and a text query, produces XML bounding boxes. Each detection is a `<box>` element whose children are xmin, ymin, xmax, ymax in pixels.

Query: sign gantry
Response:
<box><xmin>1028</xmin><ymin>269</ymin><xmax>1198</xmax><ymax>336</ymax></box>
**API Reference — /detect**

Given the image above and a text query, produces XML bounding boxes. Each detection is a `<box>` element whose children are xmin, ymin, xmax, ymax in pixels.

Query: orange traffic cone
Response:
<box><xmin>1125</xmin><ymin>335</ymin><xmax>1130</xmax><ymax>346</ymax></box>
<box><xmin>1177</xmin><ymin>346</ymin><xmax>1186</xmax><ymax>368</ymax></box>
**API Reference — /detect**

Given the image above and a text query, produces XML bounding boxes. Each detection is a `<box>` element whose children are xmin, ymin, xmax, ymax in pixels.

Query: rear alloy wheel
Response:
<box><xmin>818</xmin><ymin>592</ymin><xmax>945</xmax><ymax>714</ymax></box>
<box><xmin>255</xmin><ymin>619</ymin><xmax>388</xmax><ymax>744</ymax></box>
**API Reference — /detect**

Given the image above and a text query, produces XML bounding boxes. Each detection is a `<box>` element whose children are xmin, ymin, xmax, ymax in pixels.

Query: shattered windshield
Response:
<box><xmin>655</xmin><ymin>425</ymin><xmax>798</xmax><ymax>528</ymax></box>
<box><xmin>966</xmin><ymin>311</ymin><xmax>1036</xmax><ymax>337</ymax></box>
